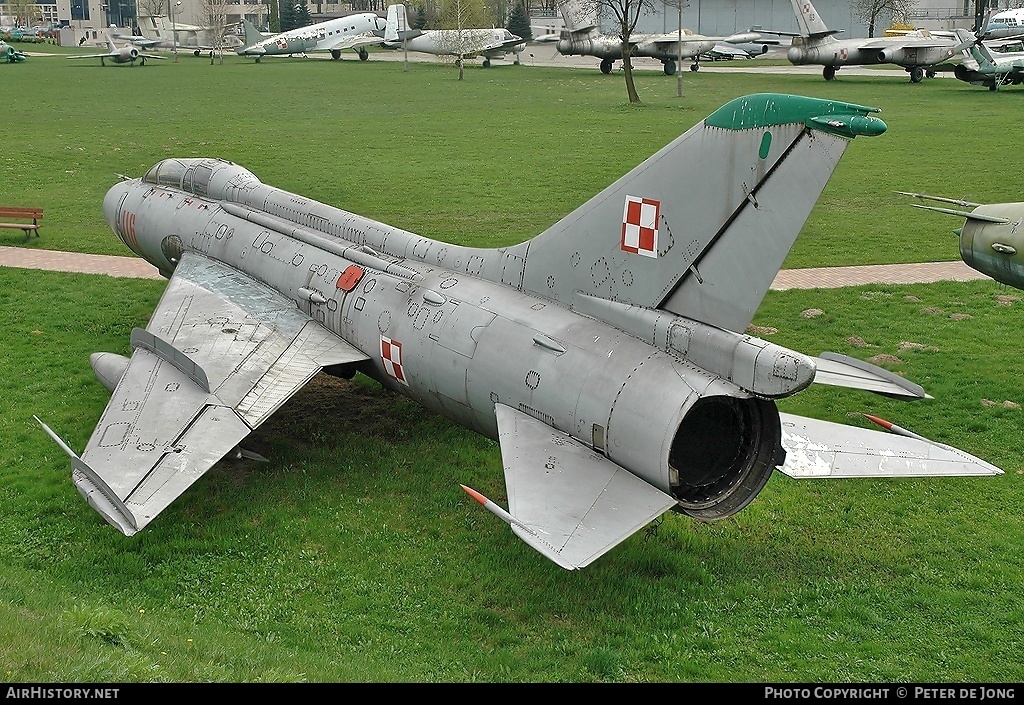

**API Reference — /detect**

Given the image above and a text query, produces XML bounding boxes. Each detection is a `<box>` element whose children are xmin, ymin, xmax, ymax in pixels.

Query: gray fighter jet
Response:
<box><xmin>38</xmin><ymin>93</ymin><xmax>1002</xmax><ymax>570</ymax></box>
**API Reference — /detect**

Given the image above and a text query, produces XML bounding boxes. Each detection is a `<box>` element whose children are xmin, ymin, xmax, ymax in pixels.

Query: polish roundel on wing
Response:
<box><xmin>380</xmin><ymin>336</ymin><xmax>409</xmax><ymax>385</ymax></box>
<box><xmin>621</xmin><ymin>195</ymin><xmax>660</xmax><ymax>258</ymax></box>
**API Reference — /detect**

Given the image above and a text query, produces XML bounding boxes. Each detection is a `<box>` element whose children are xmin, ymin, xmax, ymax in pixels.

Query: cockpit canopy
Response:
<box><xmin>141</xmin><ymin>158</ymin><xmax>261</xmax><ymax>199</ymax></box>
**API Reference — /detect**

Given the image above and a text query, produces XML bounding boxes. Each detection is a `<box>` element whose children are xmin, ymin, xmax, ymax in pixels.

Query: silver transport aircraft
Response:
<box><xmin>38</xmin><ymin>93</ymin><xmax>1002</xmax><ymax>571</ymax></box>
<box><xmin>382</xmin><ymin>4</ymin><xmax>525</xmax><ymax>67</ymax></box>
<box><xmin>236</xmin><ymin>13</ymin><xmax>386</xmax><ymax>62</ymax></box>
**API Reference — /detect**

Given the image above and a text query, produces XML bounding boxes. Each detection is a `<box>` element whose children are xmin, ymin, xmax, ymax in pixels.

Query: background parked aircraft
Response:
<box><xmin>67</xmin><ymin>34</ymin><xmax>167</xmax><ymax>66</ymax></box>
<box><xmin>552</xmin><ymin>0</ymin><xmax>772</xmax><ymax>75</ymax></box>
<box><xmin>0</xmin><ymin>39</ymin><xmax>27</xmax><ymax>62</ymax></box>
<box><xmin>981</xmin><ymin>7</ymin><xmax>1024</xmax><ymax>40</ymax></box>
<box><xmin>952</xmin><ymin>27</ymin><xmax>1024</xmax><ymax>90</ymax></box>
<box><xmin>382</xmin><ymin>4</ymin><xmax>525</xmax><ymax>67</ymax></box>
<box><xmin>900</xmin><ymin>191</ymin><xmax>1024</xmax><ymax>290</ymax></box>
<box><xmin>769</xmin><ymin>0</ymin><xmax>959</xmax><ymax>82</ymax></box>
<box><xmin>236</xmin><ymin>13</ymin><xmax>385</xmax><ymax>62</ymax></box>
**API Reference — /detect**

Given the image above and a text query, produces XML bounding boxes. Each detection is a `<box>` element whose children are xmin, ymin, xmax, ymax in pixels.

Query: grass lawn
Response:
<box><xmin>0</xmin><ymin>46</ymin><xmax>1021</xmax><ymax>684</ymax></box>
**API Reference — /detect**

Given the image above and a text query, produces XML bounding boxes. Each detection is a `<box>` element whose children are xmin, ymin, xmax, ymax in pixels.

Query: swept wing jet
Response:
<box><xmin>0</xmin><ymin>39</ymin><xmax>27</xmax><ymax>62</ymax></box>
<box><xmin>899</xmin><ymin>191</ymin><xmax>1024</xmax><ymax>289</ymax></box>
<box><xmin>553</xmin><ymin>0</ymin><xmax>767</xmax><ymax>75</ymax></box>
<box><xmin>236</xmin><ymin>13</ymin><xmax>386</xmax><ymax>62</ymax></box>
<box><xmin>381</xmin><ymin>4</ymin><xmax>525</xmax><ymax>67</ymax></box>
<box><xmin>38</xmin><ymin>93</ymin><xmax>1002</xmax><ymax>571</ymax></box>
<box><xmin>769</xmin><ymin>0</ymin><xmax>959</xmax><ymax>82</ymax></box>
<box><xmin>67</xmin><ymin>34</ymin><xmax>167</xmax><ymax>66</ymax></box>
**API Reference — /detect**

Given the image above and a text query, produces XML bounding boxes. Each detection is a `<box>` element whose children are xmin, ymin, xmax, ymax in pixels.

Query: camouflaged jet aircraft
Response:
<box><xmin>0</xmin><ymin>39</ymin><xmax>27</xmax><ymax>62</ymax></box>
<box><xmin>37</xmin><ymin>93</ymin><xmax>1003</xmax><ymax>571</ymax></box>
<box><xmin>236</xmin><ymin>13</ymin><xmax>386</xmax><ymax>62</ymax></box>
<box><xmin>900</xmin><ymin>191</ymin><xmax>1024</xmax><ymax>289</ymax></box>
<box><xmin>769</xmin><ymin>0</ymin><xmax>959</xmax><ymax>82</ymax></box>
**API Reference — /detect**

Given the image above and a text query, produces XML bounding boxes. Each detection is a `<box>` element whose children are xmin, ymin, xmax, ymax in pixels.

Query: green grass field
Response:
<box><xmin>0</xmin><ymin>47</ymin><xmax>1022</xmax><ymax>683</ymax></box>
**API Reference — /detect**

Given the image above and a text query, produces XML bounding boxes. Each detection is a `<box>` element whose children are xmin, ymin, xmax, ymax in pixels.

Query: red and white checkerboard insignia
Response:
<box><xmin>620</xmin><ymin>195</ymin><xmax>660</xmax><ymax>258</ymax></box>
<box><xmin>380</xmin><ymin>336</ymin><xmax>409</xmax><ymax>386</ymax></box>
<box><xmin>839</xmin><ymin>48</ymin><xmax>848</xmax><ymax>60</ymax></box>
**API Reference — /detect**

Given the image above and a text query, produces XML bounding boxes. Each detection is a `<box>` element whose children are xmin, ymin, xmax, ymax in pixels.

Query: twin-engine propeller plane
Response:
<box><xmin>236</xmin><ymin>13</ymin><xmax>386</xmax><ymax>62</ymax></box>
<box><xmin>38</xmin><ymin>94</ymin><xmax>1002</xmax><ymax>571</ymax></box>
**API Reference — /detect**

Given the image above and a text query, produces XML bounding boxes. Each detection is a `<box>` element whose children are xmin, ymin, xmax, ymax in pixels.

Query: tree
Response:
<box><xmin>137</xmin><ymin>0</ymin><xmax>167</xmax><ymax>19</ymax></box>
<box><xmin>412</xmin><ymin>4</ymin><xmax>428</xmax><ymax>30</ymax></box>
<box><xmin>852</xmin><ymin>0</ymin><xmax>915</xmax><ymax>38</ymax></box>
<box><xmin>279</xmin><ymin>0</ymin><xmax>296</xmax><ymax>31</ymax></box>
<box><xmin>580</xmin><ymin>0</ymin><xmax>656</xmax><ymax>104</ymax></box>
<box><xmin>198</xmin><ymin>0</ymin><xmax>229</xmax><ymax>64</ymax></box>
<box><xmin>507</xmin><ymin>1</ymin><xmax>532</xmax><ymax>42</ymax></box>
<box><xmin>8</xmin><ymin>0</ymin><xmax>40</xmax><ymax>28</ymax></box>
<box><xmin>294</xmin><ymin>0</ymin><xmax>312</xmax><ymax>29</ymax></box>
<box><xmin>436</xmin><ymin>0</ymin><xmax>492</xmax><ymax>80</ymax></box>
<box><xmin>267</xmin><ymin>0</ymin><xmax>280</xmax><ymax>33</ymax></box>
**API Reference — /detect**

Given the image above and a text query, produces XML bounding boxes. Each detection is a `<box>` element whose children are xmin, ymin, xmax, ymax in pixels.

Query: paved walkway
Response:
<box><xmin>0</xmin><ymin>245</ymin><xmax>991</xmax><ymax>289</ymax></box>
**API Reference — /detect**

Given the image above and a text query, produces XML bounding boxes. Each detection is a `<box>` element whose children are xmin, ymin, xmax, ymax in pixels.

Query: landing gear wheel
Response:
<box><xmin>823</xmin><ymin>65</ymin><xmax>836</xmax><ymax>80</ymax></box>
<box><xmin>926</xmin><ymin>69</ymin><xmax>936</xmax><ymax>78</ymax></box>
<box><xmin>483</xmin><ymin>58</ymin><xmax>491</xmax><ymax>67</ymax></box>
<box><xmin>910</xmin><ymin>66</ymin><xmax>924</xmax><ymax>83</ymax></box>
<box><xmin>358</xmin><ymin>48</ymin><xmax>368</xmax><ymax>61</ymax></box>
<box><xmin>600</xmin><ymin>58</ymin><xmax>613</xmax><ymax>74</ymax></box>
<box><xmin>663</xmin><ymin>59</ymin><xmax>676</xmax><ymax>75</ymax></box>
<box><xmin>690</xmin><ymin>62</ymin><xmax>699</xmax><ymax>71</ymax></box>
<box><xmin>331</xmin><ymin>49</ymin><xmax>341</xmax><ymax>60</ymax></box>
<box><xmin>194</xmin><ymin>49</ymin><xmax>201</xmax><ymax>57</ymax></box>
<box><xmin>255</xmin><ymin>56</ymin><xmax>261</xmax><ymax>63</ymax></box>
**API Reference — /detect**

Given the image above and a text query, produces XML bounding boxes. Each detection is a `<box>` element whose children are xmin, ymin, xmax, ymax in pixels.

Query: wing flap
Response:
<box><xmin>778</xmin><ymin>412</ymin><xmax>1003</xmax><ymax>478</ymax></box>
<box><xmin>495</xmin><ymin>404</ymin><xmax>676</xmax><ymax>570</ymax></box>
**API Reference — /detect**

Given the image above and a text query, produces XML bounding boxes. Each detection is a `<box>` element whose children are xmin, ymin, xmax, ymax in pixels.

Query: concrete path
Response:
<box><xmin>0</xmin><ymin>245</ymin><xmax>991</xmax><ymax>289</ymax></box>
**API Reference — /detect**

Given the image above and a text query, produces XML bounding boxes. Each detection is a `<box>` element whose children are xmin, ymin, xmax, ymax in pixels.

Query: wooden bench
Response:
<box><xmin>0</xmin><ymin>207</ymin><xmax>43</xmax><ymax>241</ymax></box>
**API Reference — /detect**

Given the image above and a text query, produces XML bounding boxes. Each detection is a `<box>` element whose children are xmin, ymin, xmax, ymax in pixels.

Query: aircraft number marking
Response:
<box><xmin>120</xmin><ymin>210</ymin><xmax>138</xmax><ymax>249</ymax></box>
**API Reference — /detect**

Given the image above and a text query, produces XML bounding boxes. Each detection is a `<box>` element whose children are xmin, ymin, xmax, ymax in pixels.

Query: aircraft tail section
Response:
<box><xmin>238</xmin><ymin>19</ymin><xmax>265</xmax><ymax>50</ymax></box>
<box><xmin>384</xmin><ymin>4</ymin><xmax>410</xmax><ymax>43</ymax></box>
<box><xmin>789</xmin><ymin>0</ymin><xmax>833</xmax><ymax>38</ymax></box>
<box><xmin>556</xmin><ymin>0</ymin><xmax>600</xmax><ymax>34</ymax></box>
<box><xmin>508</xmin><ymin>94</ymin><xmax>886</xmax><ymax>334</ymax></box>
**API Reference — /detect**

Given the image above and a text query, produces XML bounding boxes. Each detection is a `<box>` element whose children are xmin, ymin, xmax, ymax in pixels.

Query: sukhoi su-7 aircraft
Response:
<box><xmin>38</xmin><ymin>93</ymin><xmax>1002</xmax><ymax>571</ymax></box>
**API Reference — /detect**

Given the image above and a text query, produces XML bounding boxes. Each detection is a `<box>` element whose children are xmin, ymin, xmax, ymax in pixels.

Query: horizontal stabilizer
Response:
<box><xmin>777</xmin><ymin>412</ymin><xmax>1003</xmax><ymax>478</ymax></box>
<box><xmin>812</xmin><ymin>352</ymin><xmax>930</xmax><ymax>399</ymax></box>
<box><xmin>493</xmin><ymin>404</ymin><xmax>677</xmax><ymax>570</ymax></box>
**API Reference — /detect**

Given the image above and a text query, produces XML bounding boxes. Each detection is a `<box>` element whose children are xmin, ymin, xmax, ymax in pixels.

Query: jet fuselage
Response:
<box><xmin>103</xmin><ymin>158</ymin><xmax>791</xmax><ymax>521</ymax></box>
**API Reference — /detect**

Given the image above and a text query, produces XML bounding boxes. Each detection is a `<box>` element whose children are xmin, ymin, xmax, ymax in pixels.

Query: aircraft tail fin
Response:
<box><xmin>556</xmin><ymin>0</ymin><xmax>600</xmax><ymax>34</ymax></box>
<box><xmin>508</xmin><ymin>94</ymin><xmax>887</xmax><ymax>334</ymax></box>
<box><xmin>789</xmin><ymin>0</ymin><xmax>833</xmax><ymax>38</ymax></box>
<box><xmin>238</xmin><ymin>19</ymin><xmax>265</xmax><ymax>50</ymax></box>
<box><xmin>384</xmin><ymin>4</ymin><xmax>410</xmax><ymax>43</ymax></box>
